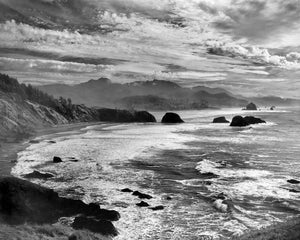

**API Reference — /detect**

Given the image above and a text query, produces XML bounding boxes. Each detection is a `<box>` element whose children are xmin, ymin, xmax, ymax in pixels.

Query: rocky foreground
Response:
<box><xmin>0</xmin><ymin>177</ymin><xmax>120</xmax><ymax>238</ymax></box>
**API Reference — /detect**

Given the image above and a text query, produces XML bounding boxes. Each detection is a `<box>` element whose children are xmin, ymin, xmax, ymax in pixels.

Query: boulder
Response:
<box><xmin>136</xmin><ymin>201</ymin><xmax>150</xmax><ymax>207</ymax></box>
<box><xmin>230</xmin><ymin>115</ymin><xmax>265</xmax><ymax>127</ymax></box>
<box><xmin>133</xmin><ymin>111</ymin><xmax>157</xmax><ymax>122</ymax></box>
<box><xmin>287</xmin><ymin>179</ymin><xmax>300</xmax><ymax>184</ymax></box>
<box><xmin>0</xmin><ymin>177</ymin><xmax>120</xmax><ymax>229</ymax></box>
<box><xmin>270</xmin><ymin>106</ymin><xmax>275</xmax><ymax>110</ymax></box>
<box><xmin>244</xmin><ymin>116</ymin><xmax>266</xmax><ymax>125</ymax></box>
<box><xmin>161</xmin><ymin>112</ymin><xmax>184</xmax><ymax>123</ymax></box>
<box><xmin>132</xmin><ymin>191</ymin><xmax>153</xmax><ymax>199</ymax></box>
<box><xmin>72</xmin><ymin>216</ymin><xmax>118</xmax><ymax>236</ymax></box>
<box><xmin>245</xmin><ymin>102</ymin><xmax>257</xmax><ymax>110</ymax></box>
<box><xmin>53</xmin><ymin>156</ymin><xmax>62</xmax><ymax>163</ymax></box>
<box><xmin>23</xmin><ymin>170</ymin><xmax>54</xmax><ymax>179</ymax></box>
<box><xmin>230</xmin><ymin>116</ymin><xmax>249</xmax><ymax>127</ymax></box>
<box><xmin>212</xmin><ymin>117</ymin><xmax>229</xmax><ymax>123</ymax></box>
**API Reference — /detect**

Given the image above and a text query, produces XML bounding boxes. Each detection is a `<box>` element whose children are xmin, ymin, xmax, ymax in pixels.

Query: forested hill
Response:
<box><xmin>0</xmin><ymin>74</ymin><xmax>156</xmax><ymax>138</ymax></box>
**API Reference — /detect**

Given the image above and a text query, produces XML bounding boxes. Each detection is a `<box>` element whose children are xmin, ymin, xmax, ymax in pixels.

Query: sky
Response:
<box><xmin>0</xmin><ymin>0</ymin><xmax>299</xmax><ymax>98</ymax></box>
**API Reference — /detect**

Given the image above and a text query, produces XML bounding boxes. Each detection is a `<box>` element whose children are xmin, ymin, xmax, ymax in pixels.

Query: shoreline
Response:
<box><xmin>0</xmin><ymin>122</ymin><xmax>102</xmax><ymax>177</ymax></box>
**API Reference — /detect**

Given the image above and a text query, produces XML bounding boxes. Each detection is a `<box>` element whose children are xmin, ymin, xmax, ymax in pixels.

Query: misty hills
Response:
<box><xmin>37</xmin><ymin>78</ymin><xmax>248</xmax><ymax>110</ymax></box>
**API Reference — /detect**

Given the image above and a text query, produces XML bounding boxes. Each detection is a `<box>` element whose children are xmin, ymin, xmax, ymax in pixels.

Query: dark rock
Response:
<box><xmin>132</xmin><ymin>191</ymin><xmax>153</xmax><ymax>199</ymax></box>
<box><xmin>244</xmin><ymin>116</ymin><xmax>266</xmax><ymax>125</ymax></box>
<box><xmin>0</xmin><ymin>177</ymin><xmax>120</xmax><ymax>226</ymax></box>
<box><xmin>230</xmin><ymin>115</ymin><xmax>249</xmax><ymax>127</ymax></box>
<box><xmin>121</xmin><ymin>188</ymin><xmax>133</xmax><ymax>193</ymax></box>
<box><xmin>48</xmin><ymin>141</ymin><xmax>56</xmax><ymax>144</ymax></box>
<box><xmin>270</xmin><ymin>106</ymin><xmax>275</xmax><ymax>110</ymax></box>
<box><xmin>23</xmin><ymin>170</ymin><xmax>54</xmax><ymax>179</ymax></box>
<box><xmin>133</xmin><ymin>111</ymin><xmax>157</xmax><ymax>122</ymax></box>
<box><xmin>212</xmin><ymin>116</ymin><xmax>229</xmax><ymax>123</ymax></box>
<box><xmin>96</xmin><ymin>108</ymin><xmax>156</xmax><ymax>123</ymax></box>
<box><xmin>136</xmin><ymin>201</ymin><xmax>150</xmax><ymax>207</ymax></box>
<box><xmin>245</xmin><ymin>102</ymin><xmax>257</xmax><ymax>110</ymax></box>
<box><xmin>288</xmin><ymin>179</ymin><xmax>300</xmax><ymax>184</ymax></box>
<box><xmin>53</xmin><ymin>156</ymin><xmax>63</xmax><ymax>163</ymax></box>
<box><xmin>165</xmin><ymin>196</ymin><xmax>172</xmax><ymax>200</ymax></box>
<box><xmin>68</xmin><ymin>234</ymin><xmax>77</xmax><ymax>240</ymax></box>
<box><xmin>72</xmin><ymin>216</ymin><xmax>118</xmax><ymax>236</ymax></box>
<box><xmin>29</xmin><ymin>140</ymin><xmax>40</xmax><ymax>144</ymax></box>
<box><xmin>149</xmin><ymin>206</ymin><xmax>164</xmax><ymax>211</ymax></box>
<box><xmin>288</xmin><ymin>189</ymin><xmax>300</xmax><ymax>193</ymax></box>
<box><xmin>161</xmin><ymin>112</ymin><xmax>184</xmax><ymax>123</ymax></box>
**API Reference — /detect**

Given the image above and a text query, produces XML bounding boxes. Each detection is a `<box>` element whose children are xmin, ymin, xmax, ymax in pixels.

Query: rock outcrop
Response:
<box><xmin>245</xmin><ymin>102</ymin><xmax>257</xmax><ymax>110</ymax></box>
<box><xmin>230</xmin><ymin>116</ymin><xmax>266</xmax><ymax>127</ymax></box>
<box><xmin>53</xmin><ymin>156</ymin><xmax>62</xmax><ymax>163</ymax></box>
<box><xmin>212</xmin><ymin>117</ymin><xmax>229</xmax><ymax>123</ymax></box>
<box><xmin>161</xmin><ymin>112</ymin><xmax>184</xmax><ymax>123</ymax></box>
<box><xmin>0</xmin><ymin>177</ymin><xmax>120</xmax><ymax>236</ymax></box>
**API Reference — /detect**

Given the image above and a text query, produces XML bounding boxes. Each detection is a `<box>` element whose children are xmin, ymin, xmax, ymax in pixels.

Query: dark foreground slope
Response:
<box><xmin>0</xmin><ymin>73</ymin><xmax>156</xmax><ymax>139</ymax></box>
<box><xmin>0</xmin><ymin>177</ymin><xmax>119</xmax><ymax>238</ymax></box>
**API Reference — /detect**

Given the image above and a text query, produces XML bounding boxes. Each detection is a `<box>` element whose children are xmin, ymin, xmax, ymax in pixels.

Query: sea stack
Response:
<box><xmin>212</xmin><ymin>117</ymin><xmax>229</xmax><ymax>123</ymax></box>
<box><xmin>161</xmin><ymin>112</ymin><xmax>184</xmax><ymax>123</ymax></box>
<box><xmin>245</xmin><ymin>102</ymin><xmax>257</xmax><ymax>110</ymax></box>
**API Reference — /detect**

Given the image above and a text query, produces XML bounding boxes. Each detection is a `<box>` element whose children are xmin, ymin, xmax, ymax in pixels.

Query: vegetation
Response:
<box><xmin>0</xmin><ymin>73</ymin><xmax>76</xmax><ymax>121</ymax></box>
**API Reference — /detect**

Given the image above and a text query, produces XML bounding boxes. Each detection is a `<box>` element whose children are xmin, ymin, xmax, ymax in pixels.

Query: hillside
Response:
<box><xmin>0</xmin><ymin>74</ymin><xmax>156</xmax><ymax>138</ymax></box>
<box><xmin>38</xmin><ymin>78</ymin><xmax>248</xmax><ymax>110</ymax></box>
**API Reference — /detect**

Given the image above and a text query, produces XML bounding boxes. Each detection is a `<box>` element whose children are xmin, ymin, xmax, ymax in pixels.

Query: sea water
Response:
<box><xmin>12</xmin><ymin>107</ymin><xmax>300</xmax><ymax>239</ymax></box>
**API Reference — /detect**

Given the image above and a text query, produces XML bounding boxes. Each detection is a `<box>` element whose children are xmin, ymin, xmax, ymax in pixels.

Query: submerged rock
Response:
<box><xmin>212</xmin><ymin>116</ymin><xmax>229</xmax><ymax>123</ymax></box>
<box><xmin>136</xmin><ymin>201</ymin><xmax>150</xmax><ymax>207</ymax></box>
<box><xmin>53</xmin><ymin>156</ymin><xmax>63</xmax><ymax>163</ymax></box>
<box><xmin>288</xmin><ymin>179</ymin><xmax>300</xmax><ymax>184</ymax></box>
<box><xmin>132</xmin><ymin>191</ymin><xmax>153</xmax><ymax>199</ymax></box>
<box><xmin>72</xmin><ymin>216</ymin><xmax>118</xmax><ymax>236</ymax></box>
<box><xmin>23</xmin><ymin>170</ymin><xmax>54</xmax><ymax>179</ymax></box>
<box><xmin>0</xmin><ymin>177</ymin><xmax>120</xmax><ymax>233</ymax></box>
<box><xmin>245</xmin><ymin>102</ymin><xmax>257</xmax><ymax>110</ymax></box>
<box><xmin>161</xmin><ymin>112</ymin><xmax>184</xmax><ymax>123</ymax></box>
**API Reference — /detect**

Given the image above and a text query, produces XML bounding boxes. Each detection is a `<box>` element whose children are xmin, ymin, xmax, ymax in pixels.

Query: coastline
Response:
<box><xmin>0</xmin><ymin>122</ymin><xmax>101</xmax><ymax>177</ymax></box>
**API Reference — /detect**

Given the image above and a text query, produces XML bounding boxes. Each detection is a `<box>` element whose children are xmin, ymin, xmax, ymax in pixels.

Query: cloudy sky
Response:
<box><xmin>0</xmin><ymin>0</ymin><xmax>300</xmax><ymax>98</ymax></box>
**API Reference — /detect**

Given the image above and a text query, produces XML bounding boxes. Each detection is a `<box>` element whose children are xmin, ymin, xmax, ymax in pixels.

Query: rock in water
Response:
<box><xmin>212</xmin><ymin>117</ymin><xmax>229</xmax><ymax>123</ymax></box>
<box><xmin>23</xmin><ymin>170</ymin><xmax>54</xmax><ymax>179</ymax></box>
<box><xmin>150</xmin><ymin>206</ymin><xmax>164</xmax><ymax>211</ymax></box>
<box><xmin>72</xmin><ymin>217</ymin><xmax>118</xmax><ymax>236</ymax></box>
<box><xmin>0</xmin><ymin>177</ymin><xmax>120</xmax><ymax>232</ymax></box>
<box><xmin>230</xmin><ymin>115</ymin><xmax>265</xmax><ymax>127</ymax></box>
<box><xmin>133</xmin><ymin>111</ymin><xmax>157</xmax><ymax>122</ymax></box>
<box><xmin>244</xmin><ymin>116</ymin><xmax>266</xmax><ymax>125</ymax></box>
<box><xmin>161</xmin><ymin>112</ymin><xmax>184</xmax><ymax>123</ymax></box>
<box><xmin>136</xmin><ymin>201</ymin><xmax>150</xmax><ymax>207</ymax></box>
<box><xmin>288</xmin><ymin>179</ymin><xmax>300</xmax><ymax>184</ymax></box>
<box><xmin>53</xmin><ymin>156</ymin><xmax>62</xmax><ymax>163</ymax></box>
<box><xmin>132</xmin><ymin>191</ymin><xmax>153</xmax><ymax>199</ymax></box>
<box><xmin>245</xmin><ymin>102</ymin><xmax>257</xmax><ymax>110</ymax></box>
<box><xmin>230</xmin><ymin>116</ymin><xmax>249</xmax><ymax>127</ymax></box>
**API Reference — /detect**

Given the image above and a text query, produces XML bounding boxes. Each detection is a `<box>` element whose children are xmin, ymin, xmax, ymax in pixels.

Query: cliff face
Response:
<box><xmin>0</xmin><ymin>92</ymin><xmax>68</xmax><ymax>138</ymax></box>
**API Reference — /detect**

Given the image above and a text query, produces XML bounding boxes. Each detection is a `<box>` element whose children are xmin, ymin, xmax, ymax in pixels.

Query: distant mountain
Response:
<box><xmin>38</xmin><ymin>78</ymin><xmax>248</xmax><ymax>110</ymax></box>
<box><xmin>249</xmin><ymin>96</ymin><xmax>300</xmax><ymax>107</ymax></box>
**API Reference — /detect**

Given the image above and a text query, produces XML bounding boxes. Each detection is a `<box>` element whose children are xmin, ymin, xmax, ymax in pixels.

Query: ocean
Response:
<box><xmin>12</xmin><ymin>107</ymin><xmax>300</xmax><ymax>239</ymax></box>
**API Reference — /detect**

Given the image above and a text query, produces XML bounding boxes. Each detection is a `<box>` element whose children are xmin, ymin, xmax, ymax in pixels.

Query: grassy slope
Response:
<box><xmin>0</xmin><ymin>223</ymin><xmax>111</xmax><ymax>240</ymax></box>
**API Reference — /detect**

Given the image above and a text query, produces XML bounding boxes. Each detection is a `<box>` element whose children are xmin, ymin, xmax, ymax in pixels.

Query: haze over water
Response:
<box><xmin>12</xmin><ymin>107</ymin><xmax>300</xmax><ymax>239</ymax></box>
